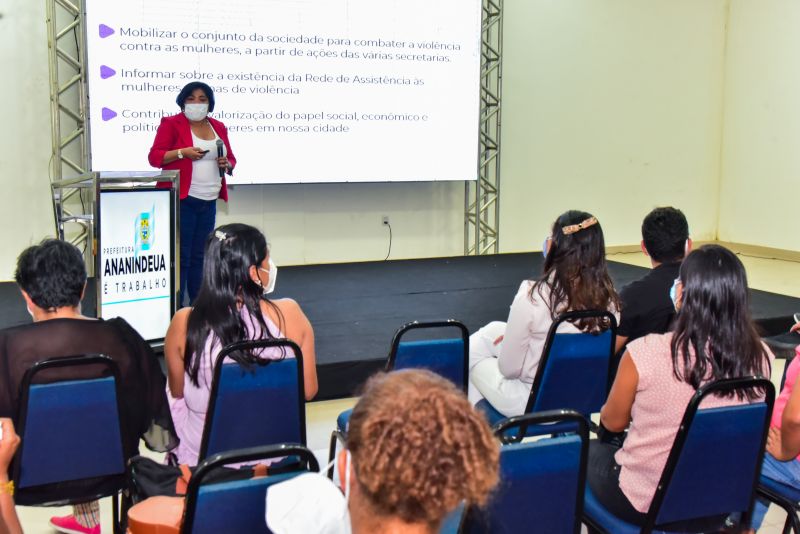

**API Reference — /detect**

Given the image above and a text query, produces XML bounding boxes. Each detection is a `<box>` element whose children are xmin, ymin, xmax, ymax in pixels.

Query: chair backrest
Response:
<box><xmin>182</xmin><ymin>444</ymin><xmax>319</xmax><ymax>534</ymax></box>
<box><xmin>646</xmin><ymin>377</ymin><xmax>775</xmax><ymax>530</ymax></box>
<box><xmin>198</xmin><ymin>339</ymin><xmax>306</xmax><ymax>461</ymax></box>
<box><xmin>387</xmin><ymin>320</ymin><xmax>469</xmax><ymax>393</ymax></box>
<box><xmin>526</xmin><ymin>311</ymin><xmax>617</xmax><ymax>416</ymax></box>
<box><xmin>12</xmin><ymin>355</ymin><xmax>128</xmax><ymax>504</ymax></box>
<box><xmin>461</xmin><ymin>410</ymin><xmax>589</xmax><ymax>534</ymax></box>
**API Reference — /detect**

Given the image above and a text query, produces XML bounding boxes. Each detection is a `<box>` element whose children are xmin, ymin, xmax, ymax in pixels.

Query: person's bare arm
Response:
<box><xmin>270</xmin><ymin>299</ymin><xmax>318</xmax><ymax>400</ymax></box>
<box><xmin>600</xmin><ymin>351</ymin><xmax>639</xmax><ymax>432</ymax></box>
<box><xmin>164</xmin><ymin>308</ymin><xmax>191</xmax><ymax>398</ymax></box>
<box><xmin>614</xmin><ymin>334</ymin><xmax>629</xmax><ymax>355</ymax></box>
<box><xmin>768</xmin><ymin>373</ymin><xmax>800</xmax><ymax>461</ymax></box>
<box><xmin>0</xmin><ymin>419</ymin><xmax>22</xmax><ymax>534</ymax></box>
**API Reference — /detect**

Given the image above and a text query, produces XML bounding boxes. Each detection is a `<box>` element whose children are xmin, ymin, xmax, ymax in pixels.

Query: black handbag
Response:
<box><xmin>126</xmin><ymin>455</ymin><xmax>265</xmax><ymax>504</ymax></box>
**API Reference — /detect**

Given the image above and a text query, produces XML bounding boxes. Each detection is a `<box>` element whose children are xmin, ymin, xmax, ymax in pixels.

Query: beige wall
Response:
<box><xmin>498</xmin><ymin>0</ymin><xmax>727</xmax><ymax>252</ymax></box>
<box><xmin>718</xmin><ymin>0</ymin><xmax>800</xmax><ymax>251</ymax></box>
<box><xmin>0</xmin><ymin>0</ymin><xmax>59</xmax><ymax>280</ymax></box>
<box><xmin>217</xmin><ymin>181</ymin><xmax>464</xmax><ymax>265</ymax></box>
<box><xmin>3</xmin><ymin>0</ymin><xmax>792</xmax><ymax>281</ymax></box>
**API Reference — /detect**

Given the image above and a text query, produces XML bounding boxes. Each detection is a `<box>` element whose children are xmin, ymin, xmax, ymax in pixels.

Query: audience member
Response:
<box><xmin>590</xmin><ymin>245</ymin><xmax>773</xmax><ymax>529</ymax></box>
<box><xmin>0</xmin><ymin>419</ymin><xmax>22</xmax><ymax>534</ymax></box>
<box><xmin>615</xmin><ymin>207</ymin><xmax>691</xmax><ymax>354</ymax></box>
<box><xmin>165</xmin><ymin>223</ymin><xmax>318</xmax><ymax>465</ymax></box>
<box><xmin>468</xmin><ymin>210</ymin><xmax>620</xmax><ymax>416</ymax></box>
<box><xmin>0</xmin><ymin>239</ymin><xmax>176</xmax><ymax>534</ymax></box>
<box><xmin>267</xmin><ymin>369</ymin><xmax>499</xmax><ymax>534</ymax></box>
<box><xmin>748</xmin><ymin>344</ymin><xmax>800</xmax><ymax>531</ymax></box>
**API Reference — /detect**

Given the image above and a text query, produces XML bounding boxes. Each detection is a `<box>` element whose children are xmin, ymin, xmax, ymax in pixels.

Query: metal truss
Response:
<box><xmin>46</xmin><ymin>0</ymin><xmax>92</xmax><ymax>265</ymax></box>
<box><xmin>47</xmin><ymin>0</ymin><xmax>501</xmax><ymax>259</ymax></box>
<box><xmin>465</xmin><ymin>0</ymin><xmax>503</xmax><ymax>255</ymax></box>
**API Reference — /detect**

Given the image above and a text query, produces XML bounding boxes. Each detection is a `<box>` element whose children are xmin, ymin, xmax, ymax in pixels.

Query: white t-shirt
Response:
<box><xmin>187</xmin><ymin>124</ymin><xmax>226</xmax><ymax>201</ymax></box>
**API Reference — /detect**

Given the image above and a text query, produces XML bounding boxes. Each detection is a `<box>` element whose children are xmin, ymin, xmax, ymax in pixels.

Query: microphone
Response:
<box><xmin>216</xmin><ymin>139</ymin><xmax>225</xmax><ymax>178</ymax></box>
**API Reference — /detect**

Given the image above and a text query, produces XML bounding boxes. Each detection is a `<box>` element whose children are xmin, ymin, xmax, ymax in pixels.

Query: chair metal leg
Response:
<box><xmin>758</xmin><ymin>486</ymin><xmax>800</xmax><ymax>534</ymax></box>
<box><xmin>327</xmin><ymin>430</ymin><xmax>338</xmax><ymax>479</ymax></box>
<box><xmin>788</xmin><ymin>509</ymin><xmax>800</xmax><ymax>534</ymax></box>
<box><xmin>327</xmin><ymin>430</ymin><xmax>347</xmax><ymax>480</ymax></box>
<box><xmin>112</xmin><ymin>492</ymin><xmax>120</xmax><ymax>534</ymax></box>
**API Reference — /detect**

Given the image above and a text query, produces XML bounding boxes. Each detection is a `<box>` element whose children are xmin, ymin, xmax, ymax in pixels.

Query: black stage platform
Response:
<box><xmin>2</xmin><ymin>252</ymin><xmax>799</xmax><ymax>400</ymax></box>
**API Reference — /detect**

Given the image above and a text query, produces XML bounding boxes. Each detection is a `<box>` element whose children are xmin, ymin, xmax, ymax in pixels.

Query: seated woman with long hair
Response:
<box><xmin>468</xmin><ymin>210</ymin><xmax>620</xmax><ymax>416</ymax></box>
<box><xmin>165</xmin><ymin>223</ymin><xmax>318</xmax><ymax>465</ymax></box>
<box><xmin>591</xmin><ymin>245</ymin><xmax>773</xmax><ymax>528</ymax></box>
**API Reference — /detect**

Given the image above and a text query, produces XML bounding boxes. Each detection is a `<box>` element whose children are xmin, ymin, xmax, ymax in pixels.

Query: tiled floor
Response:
<box><xmin>15</xmin><ymin>247</ymin><xmax>800</xmax><ymax>533</ymax></box>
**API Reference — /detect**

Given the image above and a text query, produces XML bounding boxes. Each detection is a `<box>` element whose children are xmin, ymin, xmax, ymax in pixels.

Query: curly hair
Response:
<box><xmin>346</xmin><ymin>369</ymin><xmax>499</xmax><ymax>529</ymax></box>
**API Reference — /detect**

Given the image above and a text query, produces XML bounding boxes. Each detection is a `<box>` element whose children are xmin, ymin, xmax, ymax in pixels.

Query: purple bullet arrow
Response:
<box><xmin>101</xmin><ymin>108</ymin><xmax>117</xmax><ymax>121</ymax></box>
<box><xmin>99</xmin><ymin>24</ymin><xmax>115</xmax><ymax>38</ymax></box>
<box><xmin>100</xmin><ymin>65</ymin><xmax>116</xmax><ymax>79</ymax></box>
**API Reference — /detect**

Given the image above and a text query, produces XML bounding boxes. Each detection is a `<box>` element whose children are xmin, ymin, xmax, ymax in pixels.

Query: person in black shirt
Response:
<box><xmin>0</xmin><ymin>240</ymin><xmax>177</xmax><ymax>534</ymax></box>
<box><xmin>615</xmin><ymin>207</ymin><xmax>691</xmax><ymax>354</ymax></box>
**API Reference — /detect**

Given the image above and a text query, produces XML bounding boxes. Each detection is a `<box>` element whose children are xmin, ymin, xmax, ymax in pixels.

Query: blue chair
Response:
<box><xmin>11</xmin><ymin>355</ymin><xmax>130</xmax><ymax>534</ymax></box>
<box><xmin>756</xmin><ymin>354</ymin><xmax>800</xmax><ymax>534</ymax></box>
<box><xmin>460</xmin><ymin>410</ymin><xmax>589</xmax><ymax>534</ymax></box>
<box><xmin>476</xmin><ymin>310</ymin><xmax>616</xmax><ymax>435</ymax></box>
<box><xmin>198</xmin><ymin>339</ymin><xmax>306</xmax><ymax>462</ymax></box>
<box><xmin>181</xmin><ymin>444</ymin><xmax>319</xmax><ymax>534</ymax></box>
<box><xmin>387</xmin><ymin>320</ymin><xmax>469</xmax><ymax>393</ymax></box>
<box><xmin>583</xmin><ymin>377</ymin><xmax>775</xmax><ymax>533</ymax></box>
<box><xmin>327</xmin><ymin>320</ymin><xmax>469</xmax><ymax>477</ymax></box>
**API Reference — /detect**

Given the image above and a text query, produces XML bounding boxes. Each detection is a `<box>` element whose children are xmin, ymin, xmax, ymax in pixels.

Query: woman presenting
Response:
<box><xmin>149</xmin><ymin>81</ymin><xmax>236</xmax><ymax>304</ymax></box>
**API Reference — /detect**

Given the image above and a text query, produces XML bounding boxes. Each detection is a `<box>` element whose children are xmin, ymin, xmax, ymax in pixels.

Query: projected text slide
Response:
<box><xmin>85</xmin><ymin>0</ymin><xmax>482</xmax><ymax>184</ymax></box>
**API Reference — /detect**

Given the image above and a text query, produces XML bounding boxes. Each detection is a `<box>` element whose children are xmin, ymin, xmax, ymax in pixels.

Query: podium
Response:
<box><xmin>51</xmin><ymin>171</ymin><xmax>179</xmax><ymax>344</ymax></box>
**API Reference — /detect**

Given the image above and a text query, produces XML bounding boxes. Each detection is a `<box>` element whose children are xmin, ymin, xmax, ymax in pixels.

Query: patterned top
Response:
<box><xmin>616</xmin><ymin>332</ymin><xmax>773</xmax><ymax>512</ymax></box>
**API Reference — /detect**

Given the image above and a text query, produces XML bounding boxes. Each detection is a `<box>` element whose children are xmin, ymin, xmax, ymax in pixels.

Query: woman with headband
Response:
<box><xmin>468</xmin><ymin>210</ymin><xmax>620</xmax><ymax>416</ymax></box>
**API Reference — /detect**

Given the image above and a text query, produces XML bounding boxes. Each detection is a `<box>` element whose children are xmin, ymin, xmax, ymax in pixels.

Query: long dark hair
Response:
<box><xmin>185</xmin><ymin>223</ymin><xmax>284</xmax><ymax>386</ymax></box>
<box><xmin>670</xmin><ymin>245</ymin><xmax>770</xmax><ymax>400</ymax></box>
<box><xmin>533</xmin><ymin>210</ymin><xmax>619</xmax><ymax>332</ymax></box>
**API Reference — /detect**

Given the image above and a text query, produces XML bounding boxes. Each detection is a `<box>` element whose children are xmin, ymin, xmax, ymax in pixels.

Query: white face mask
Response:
<box><xmin>258</xmin><ymin>258</ymin><xmax>278</xmax><ymax>295</ymax></box>
<box><xmin>26</xmin><ymin>304</ymin><xmax>35</xmax><ymax>321</ymax></box>
<box><xmin>184</xmin><ymin>103</ymin><xmax>209</xmax><ymax>122</ymax></box>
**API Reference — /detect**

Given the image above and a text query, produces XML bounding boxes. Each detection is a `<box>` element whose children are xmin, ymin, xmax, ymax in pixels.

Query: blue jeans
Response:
<box><xmin>179</xmin><ymin>196</ymin><xmax>216</xmax><ymax>304</ymax></box>
<box><xmin>751</xmin><ymin>453</ymin><xmax>800</xmax><ymax>529</ymax></box>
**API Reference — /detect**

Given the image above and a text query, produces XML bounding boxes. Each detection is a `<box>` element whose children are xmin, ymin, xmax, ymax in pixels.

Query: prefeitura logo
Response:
<box><xmin>135</xmin><ymin>205</ymin><xmax>154</xmax><ymax>253</ymax></box>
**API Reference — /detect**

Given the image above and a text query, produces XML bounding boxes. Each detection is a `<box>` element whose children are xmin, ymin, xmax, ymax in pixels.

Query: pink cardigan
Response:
<box><xmin>148</xmin><ymin>113</ymin><xmax>236</xmax><ymax>201</ymax></box>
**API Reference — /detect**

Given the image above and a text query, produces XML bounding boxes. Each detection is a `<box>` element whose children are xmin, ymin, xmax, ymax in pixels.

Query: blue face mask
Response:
<box><xmin>542</xmin><ymin>237</ymin><xmax>551</xmax><ymax>258</ymax></box>
<box><xmin>669</xmin><ymin>279</ymin><xmax>680</xmax><ymax>309</ymax></box>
